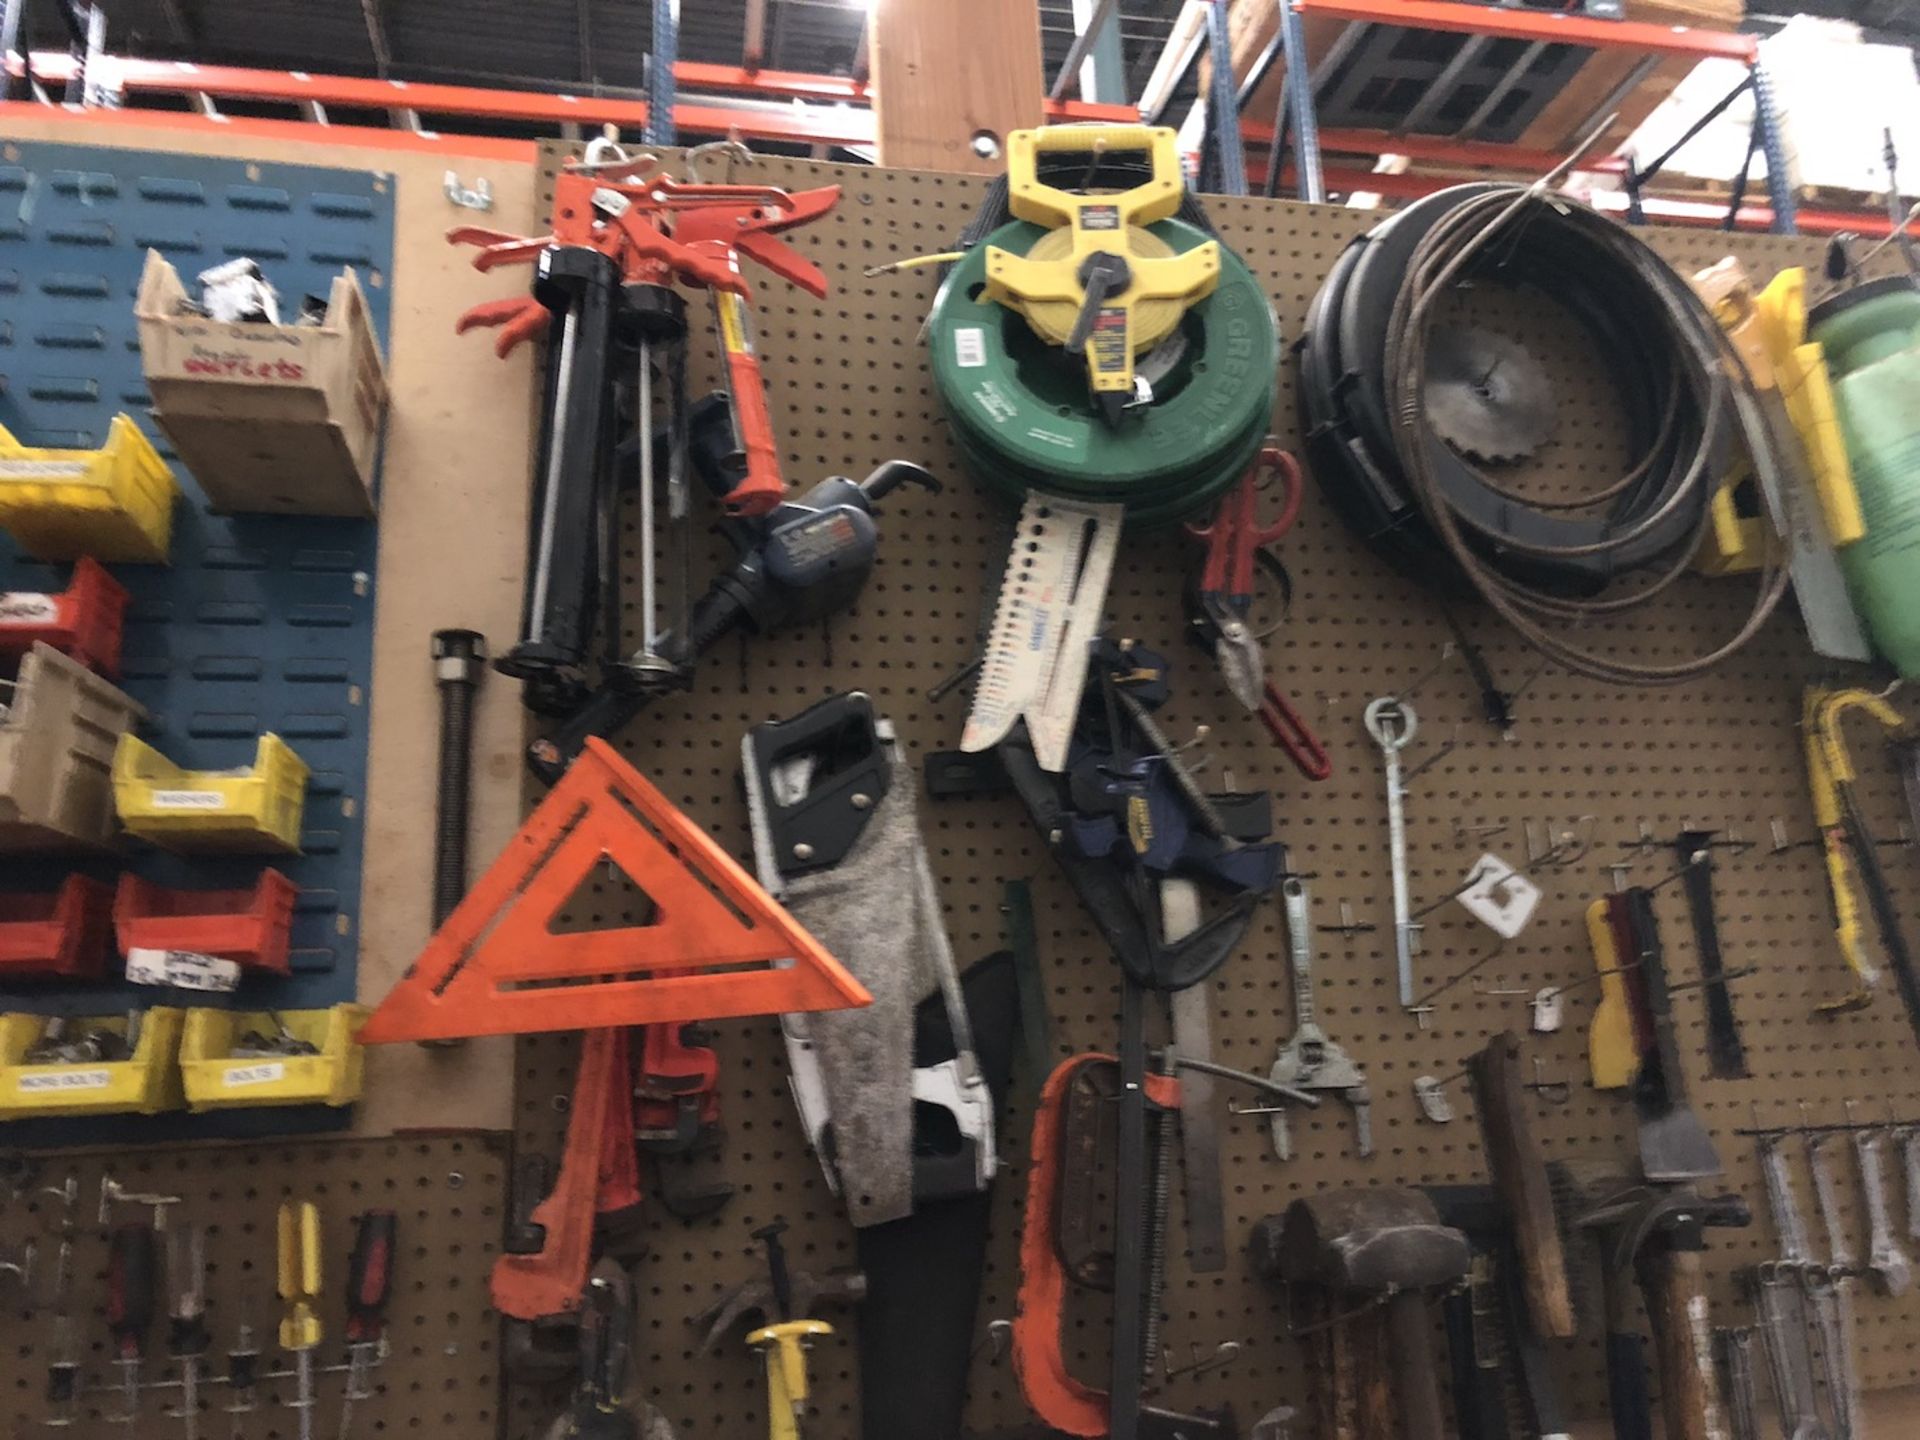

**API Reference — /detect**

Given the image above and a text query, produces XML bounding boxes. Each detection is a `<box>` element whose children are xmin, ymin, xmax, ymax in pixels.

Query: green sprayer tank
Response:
<box><xmin>1809</xmin><ymin>276</ymin><xmax>1920</xmax><ymax>674</ymax></box>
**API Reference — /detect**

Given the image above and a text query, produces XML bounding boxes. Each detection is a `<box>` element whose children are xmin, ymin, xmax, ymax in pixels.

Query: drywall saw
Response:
<box><xmin>743</xmin><ymin>693</ymin><xmax>996</xmax><ymax>1224</ymax></box>
<box><xmin>925</xmin><ymin>124</ymin><xmax>1279</xmax><ymax>770</ymax></box>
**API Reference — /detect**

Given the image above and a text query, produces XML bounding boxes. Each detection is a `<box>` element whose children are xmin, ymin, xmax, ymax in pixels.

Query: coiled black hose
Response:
<box><xmin>1310</xmin><ymin>183</ymin><xmax>1789</xmax><ymax>686</ymax></box>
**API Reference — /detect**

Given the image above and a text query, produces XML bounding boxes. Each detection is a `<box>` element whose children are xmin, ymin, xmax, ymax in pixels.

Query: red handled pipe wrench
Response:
<box><xmin>449</xmin><ymin>155</ymin><xmax>839</xmax><ymax>516</ymax></box>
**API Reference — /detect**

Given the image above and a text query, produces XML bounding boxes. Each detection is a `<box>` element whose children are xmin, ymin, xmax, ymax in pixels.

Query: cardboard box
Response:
<box><xmin>135</xmin><ymin>249</ymin><xmax>388</xmax><ymax>518</ymax></box>
<box><xmin>0</xmin><ymin>642</ymin><xmax>147</xmax><ymax>853</ymax></box>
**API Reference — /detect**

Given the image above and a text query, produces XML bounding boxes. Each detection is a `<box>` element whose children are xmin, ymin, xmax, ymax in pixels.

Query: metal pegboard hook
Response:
<box><xmin>1525</xmin><ymin>815</ymin><xmax>1596</xmax><ymax>870</ymax></box>
<box><xmin>685</xmin><ymin>139</ymin><xmax>753</xmax><ymax>183</ymax></box>
<box><xmin>98</xmin><ymin>1176</ymin><xmax>182</xmax><ymax>1230</ymax></box>
<box><xmin>1402</xmin><ymin>721</ymin><xmax>1465</xmax><ymax>784</ymax></box>
<box><xmin>1407</xmin><ymin>943</ymin><xmax>1508</xmax><ymax>1030</ymax></box>
<box><xmin>1393</xmin><ymin>642</ymin><xmax>1456</xmax><ymax>710</ymax></box>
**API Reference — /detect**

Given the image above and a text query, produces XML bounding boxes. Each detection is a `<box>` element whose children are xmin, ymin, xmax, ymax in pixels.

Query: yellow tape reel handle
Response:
<box><xmin>985</xmin><ymin>125</ymin><xmax>1221</xmax><ymax>397</ymax></box>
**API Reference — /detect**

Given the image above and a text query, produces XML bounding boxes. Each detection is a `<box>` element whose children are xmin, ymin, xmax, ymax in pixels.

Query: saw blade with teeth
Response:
<box><xmin>1424</xmin><ymin>326</ymin><xmax>1555</xmax><ymax>465</ymax></box>
<box><xmin>960</xmin><ymin>493</ymin><xmax>1124</xmax><ymax>771</ymax></box>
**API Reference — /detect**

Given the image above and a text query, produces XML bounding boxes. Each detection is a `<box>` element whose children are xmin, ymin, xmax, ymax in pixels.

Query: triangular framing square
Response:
<box><xmin>359</xmin><ymin>739</ymin><xmax>871</xmax><ymax>1043</ymax></box>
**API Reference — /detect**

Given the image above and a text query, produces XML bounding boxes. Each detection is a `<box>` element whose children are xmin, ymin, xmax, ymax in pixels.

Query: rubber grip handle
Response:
<box><xmin>106</xmin><ymin>1225</ymin><xmax>156</xmax><ymax>1351</ymax></box>
<box><xmin>345</xmin><ymin>1211</ymin><xmax>398</xmax><ymax>1341</ymax></box>
<box><xmin>1604</xmin><ymin>1330</ymin><xmax>1655</xmax><ymax>1440</ymax></box>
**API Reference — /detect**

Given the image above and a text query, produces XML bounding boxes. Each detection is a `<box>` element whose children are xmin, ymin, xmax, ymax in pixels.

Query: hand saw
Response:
<box><xmin>961</xmin><ymin>494</ymin><xmax>1125</xmax><ymax>771</ymax></box>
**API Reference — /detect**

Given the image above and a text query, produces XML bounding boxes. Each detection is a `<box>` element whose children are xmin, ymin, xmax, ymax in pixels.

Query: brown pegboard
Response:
<box><xmin>506</xmin><ymin>141</ymin><xmax>1920</xmax><ymax>1437</ymax></box>
<box><xmin>0</xmin><ymin>1133</ymin><xmax>506</xmax><ymax>1437</ymax></box>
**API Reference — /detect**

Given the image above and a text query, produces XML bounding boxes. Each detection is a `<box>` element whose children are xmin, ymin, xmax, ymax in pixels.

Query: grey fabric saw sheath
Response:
<box><xmin>780</xmin><ymin>749</ymin><xmax>945</xmax><ymax>1226</ymax></box>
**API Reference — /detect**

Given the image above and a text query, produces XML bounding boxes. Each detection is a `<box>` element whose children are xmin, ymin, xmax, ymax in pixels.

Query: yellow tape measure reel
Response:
<box><xmin>982</xmin><ymin>125</ymin><xmax>1221</xmax><ymax>412</ymax></box>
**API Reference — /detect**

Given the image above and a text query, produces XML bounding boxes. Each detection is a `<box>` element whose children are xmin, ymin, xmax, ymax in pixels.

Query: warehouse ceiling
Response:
<box><xmin>12</xmin><ymin>0</ymin><xmax>1190</xmax><ymax>101</ymax></box>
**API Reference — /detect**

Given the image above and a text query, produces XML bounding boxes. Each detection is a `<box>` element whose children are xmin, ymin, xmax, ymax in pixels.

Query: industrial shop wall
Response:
<box><xmin>0</xmin><ymin>110</ymin><xmax>537</xmax><ymax>1137</ymax></box>
<box><xmin>507</xmin><ymin>142</ymin><xmax>1920</xmax><ymax>1436</ymax></box>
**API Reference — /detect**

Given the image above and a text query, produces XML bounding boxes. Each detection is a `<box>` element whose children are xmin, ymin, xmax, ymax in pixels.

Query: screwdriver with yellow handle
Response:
<box><xmin>277</xmin><ymin>1201</ymin><xmax>322</xmax><ymax>1440</ymax></box>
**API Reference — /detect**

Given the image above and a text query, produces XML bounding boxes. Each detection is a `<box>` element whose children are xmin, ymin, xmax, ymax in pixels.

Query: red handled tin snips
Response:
<box><xmin>1185</xmin><ymin>444</ymin><xmax>1330</xmax><ymax>781</ymax></box>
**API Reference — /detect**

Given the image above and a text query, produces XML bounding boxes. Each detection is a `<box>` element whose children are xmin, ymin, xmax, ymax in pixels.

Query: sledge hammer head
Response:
<box><xmin>1257</xmin><ymin>1186</ymin><xmax>1472</xmax><ymax>1295</ymax></box>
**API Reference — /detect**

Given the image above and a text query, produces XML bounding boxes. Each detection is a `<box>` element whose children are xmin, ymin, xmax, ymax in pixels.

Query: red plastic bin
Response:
<box><xmin>0</xmin><ymin>876</ymin><xmax>116</xmax><ymax>980</ymax></box>
<box><xmin>0</xmin><ymin>557</ymin><xmax>131</xmax><ymax>677</ymax></box>
<box><xmin>112</xmin><ymin>869</ymin><xmax>299</xmax><ymax>975</ymax></box>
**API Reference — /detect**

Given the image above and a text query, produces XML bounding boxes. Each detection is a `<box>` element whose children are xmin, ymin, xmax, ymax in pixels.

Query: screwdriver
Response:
<box><xmin>44</xmin><ymin>1310</ymin><xmax>80</xmax><ymax>1428</ymax></box>
<box><xmin>223</xmin><ymin>1309</ymin><xmax>261</xmax><ymax>1440</ymax></box>
<box><xmin>107</xmin><ymin>1222</ymin><xmax>158</xmax><ymax>1426</ymax></box>
<box><xmin>277</xmin><ymin>1201</ymin><xmax>323</xmax><ymax>1440</ymax></box>
<box><xmin>336</xmin><ymin>1210</ymin><xmax>396</xmax><ymax>1440</ymax></box>
<box><xmin>168</xmin><ymin>1225</ymin><xmax>211</xmax><ymax>1440</ymax></box>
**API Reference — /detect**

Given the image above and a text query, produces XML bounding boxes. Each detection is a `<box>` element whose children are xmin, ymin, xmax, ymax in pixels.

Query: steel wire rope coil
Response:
<box><xmin>1303</xmin><ymin>182</ymin><xmax>1787</xmax><ymax>684</ymax></box>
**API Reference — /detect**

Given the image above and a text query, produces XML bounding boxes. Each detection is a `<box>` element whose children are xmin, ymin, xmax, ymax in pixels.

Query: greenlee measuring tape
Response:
<box><xmin>928</xmin><ymin>217</ymin><xmax>1279</xmax><ymax>527</ymax></box>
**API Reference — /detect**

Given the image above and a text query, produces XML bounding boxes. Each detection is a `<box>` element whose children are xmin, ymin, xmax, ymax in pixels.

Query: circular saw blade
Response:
<box><xmin>1424</xmin><ymin>326</ymin><xmax>1555</xmax><ymax>464</ymax></box>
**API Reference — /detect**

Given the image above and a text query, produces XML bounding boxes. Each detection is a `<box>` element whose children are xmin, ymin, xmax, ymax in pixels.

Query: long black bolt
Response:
<box><xmin>431</xmin><ymin>630</ymin><xmax>488</xmax><ymax>930</ymax></box>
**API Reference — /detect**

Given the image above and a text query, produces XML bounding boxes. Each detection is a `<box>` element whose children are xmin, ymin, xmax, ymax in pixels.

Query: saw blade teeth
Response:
<box><xmin>960</xmin><ymin>493</ymin><xmax>1055</xmax><ymax>753</ymax></box>
<box><xmin>961</xmin><ymin>495</ymin><xmax>1123</xmax><ymax>762</ymax></box>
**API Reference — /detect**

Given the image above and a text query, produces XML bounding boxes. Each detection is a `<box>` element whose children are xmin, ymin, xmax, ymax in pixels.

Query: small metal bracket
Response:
<box><xmin>443</xmin><ymin>171</ymin><xmax>494</xmax><ymax>211</ymax></box>
<box><xmin>1413</xmin><ymin>1075</ymin><xmax>1454</xmax><ymax>1124</ymax></box>
<box><xmin>98</xmin><ymin>1176</ymin><xmax>182</xmax><ymax>1229</ymax></box>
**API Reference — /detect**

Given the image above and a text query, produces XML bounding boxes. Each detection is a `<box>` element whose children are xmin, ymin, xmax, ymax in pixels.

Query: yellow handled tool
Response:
<box><xmin>1585</xmin><ymin>896</ymin><xmax>1637</xmax><ymax>1091</ymax></box>
<box><xmin>749</xmin><ymin>1319</ymin><xmax>833</xmax><ymax>1440</ymax></box>
<box><xmin>276</xmin><ymin>1200</ymin><xmax>322</xmax><ymax>1440</ymax></box>
<box><xmin>1803</xmin><ymin>684</ymin><xmax>1906</xmax><ymax>1012</ymax></box>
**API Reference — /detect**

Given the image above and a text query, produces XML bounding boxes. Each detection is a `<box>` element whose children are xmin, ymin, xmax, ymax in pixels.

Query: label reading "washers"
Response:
<box><xmin>149</xmin><ymin>790</ymin><xmax>228</xmax><ymax>810</ymax></box>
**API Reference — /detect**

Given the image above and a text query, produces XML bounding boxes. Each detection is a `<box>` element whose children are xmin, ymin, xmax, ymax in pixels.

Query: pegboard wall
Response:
<box><xmin>0</xmin><ymin>1132</ymin><xmax>506</xmax><ymax>1437</ymax></box>
<box><xmin>500</xmin><ymin>142</ymin><xmax>1920</xmax><ymax>1438</ymax></box>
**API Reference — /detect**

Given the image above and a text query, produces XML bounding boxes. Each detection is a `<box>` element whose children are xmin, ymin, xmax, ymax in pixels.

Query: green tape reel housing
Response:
<box><xmin>928</xmin><ymin>218</ymin><xmax>1280</xmax><ymax>528</ymax></box>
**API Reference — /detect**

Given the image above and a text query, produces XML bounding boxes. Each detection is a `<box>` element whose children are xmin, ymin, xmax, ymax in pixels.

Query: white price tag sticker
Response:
<box><xmin>0</xmin><ymin>592</ymin><xmax>58</xmax><ymax>626</ymax></box>
<box><xmin>0</xmin><ymin>459</ymin><xmax>88</xmax><ymax>479</ymax></box>
<box><xmin>148</xmin><ymin>790</ymin><xmax>228</xmax><ymax>811</ymax></box>
<box><xmin>126</xmin><ymin>947</ymin><xmax>241</xmax><ymax>992</ymax></box>
<box><xmin>1456</xmin><ymin>853</ymin><xmax>1542</xmax><ymax>939</ymax></box>
<box><xmin>953</xmin><ymin>326</ymin><xmax>987</xmax><ymax>368</ymax></box>
<box><xmin>19</xmin><ymin>1069</ymin><xmax>111</xmax><ymax>1093</ymax></box>
<box><xmin>222</xmin><ymin>1062</ymin><xmax>286</xmax><ymax>1088</ymax></box>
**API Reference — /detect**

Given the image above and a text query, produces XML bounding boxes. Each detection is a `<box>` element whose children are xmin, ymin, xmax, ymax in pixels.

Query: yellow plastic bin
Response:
<box><xmin>0</xmin><ymin>1008</ymin><xmax>186</xmax><ymax>1117</ymax></box>
<box><xmin>112</xmin><ymin>733</ymin><xmax>312</xmax><ymax>853</ymax></box>
<box><xmin>179</xmin><ymin>1005</ymin><xmax>368</xmax><ymax>1110</ymax></box>
<box><xmin>0</xmin><ymin>415</ymin><xmax>182</xmax><ymax>563</ymax></box>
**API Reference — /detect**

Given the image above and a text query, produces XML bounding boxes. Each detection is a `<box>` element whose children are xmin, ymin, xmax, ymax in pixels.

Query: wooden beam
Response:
<box><xmin>871</xmin><ymin>0</ymin><xmax>1044</xmax><ymax>172</ymax></box>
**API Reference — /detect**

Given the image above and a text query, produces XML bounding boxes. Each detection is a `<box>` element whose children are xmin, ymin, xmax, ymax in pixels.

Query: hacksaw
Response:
<box><xmin>961</xmin><ymin>494</ymin><xmax>1124</xmax><ymax>771</ymax></box>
